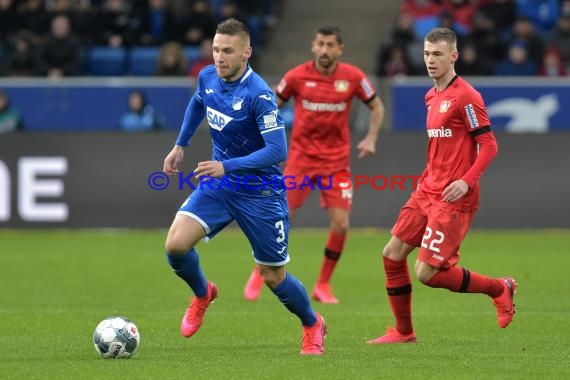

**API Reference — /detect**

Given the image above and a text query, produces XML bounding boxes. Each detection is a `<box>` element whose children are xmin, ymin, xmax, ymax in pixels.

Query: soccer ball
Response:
<box><xmin>93</xmin><ymin>316</ymin><xmax>140</xmax><ymax>359</ymax></box>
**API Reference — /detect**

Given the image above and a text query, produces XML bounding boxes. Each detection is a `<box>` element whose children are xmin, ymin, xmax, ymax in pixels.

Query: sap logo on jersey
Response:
<box><xmin>427</xmin><ymin>127</ymin><xmax>452</xmax><ymax>138</ymax></box>
<box><xmin>206</xmin><ymin>106</ymin><xmax>234</xmax><ymax>131</ymax></box>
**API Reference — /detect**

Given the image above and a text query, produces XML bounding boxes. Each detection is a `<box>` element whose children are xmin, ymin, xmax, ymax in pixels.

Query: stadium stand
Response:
<box><xmin>1</xmin><ymin>1</ymin><xmax>569</xmax><ymax>134</ymax></box>
<box><xmin>183</xmin><ymin>46</ymin><xmax>202</xmax><ymax>67</ymax></box>
<box><xmin>0</xmin><ymin>0</ymin><xmax>281</xmax><ymax>77</ymax></box>
<box><xmin>88</xmin><ymin>46</ymin><xmax>127</xmax><ymax>76</ymax></box>
<box><xmin>129</xmin><ymin>46</ymin><xmax>162</xmax><ymax>76</ymax></box>
<box><xmin>375</xmin><ymin>0</ymin><xmax>570</xmax><ymax>78</ymax></box>
<box><xmin>1</xmin><ymin>1</ymin><xmax>569</xmax><ymax>79</ymax></box>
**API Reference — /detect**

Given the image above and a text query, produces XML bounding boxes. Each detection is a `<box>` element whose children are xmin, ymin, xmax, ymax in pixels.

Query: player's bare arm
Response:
<box><xmin>442</xmin><ymin>179</ymin><xmax>469</xmax><ymax>203</ymax></box>
<box><xmin>357</xmin><ymin>96</ymin><xmax>384</xmax><ymax>158</ymax></box>
<box><xmin>194</xmin><ymin>160</ymin><xmax>225</xmax><ymax>179</ymax></box>
<box><xmin>164</xmin><ymin>145</ymin><xmax>184</xmax><ymax>175</ymax></box>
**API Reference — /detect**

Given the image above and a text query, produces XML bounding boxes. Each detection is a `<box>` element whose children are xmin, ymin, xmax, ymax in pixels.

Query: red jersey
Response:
<box><xmin>276</xmin><ymin>61</ymin><xmax>377</xmax><ymax>172</ymax></box>
<box><xmin>419</xmin><ymin>76</ymin><xmax>494</xmax><ymax>211</ymax></box>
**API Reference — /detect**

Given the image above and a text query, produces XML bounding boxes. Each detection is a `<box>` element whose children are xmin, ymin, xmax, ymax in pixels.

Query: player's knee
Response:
<box><xmin>414</xmin><ymin>261</ymin><xmax>436</xmax><ymax>284</ymax></box>
<box><xmin>331</xmin><ymin>221</ymin><xmax>349</xmax><ymax>235</ymax></box>
<box><xmin>259</xmin><ymin>265</ymin><xmax>285</xmax><ymax>289</ymax></box>
<box><xmin>383</xmin><ymin>236</ymin><xmax>413</xmax><ymax>261</ymax></box>
<box><xmin>165</xmin><ymin>235</ymin><xmax>191</xmax><ymax>255</ymax></box>
<box><xmin>415</xmin><ymin>269</ymin><xmax>432</xmax><ymax>284</ymax></box>
<box><xmin>383</xmin><ymin>240</ymin><xmax>402</xmax><ymax>260</ymax></box>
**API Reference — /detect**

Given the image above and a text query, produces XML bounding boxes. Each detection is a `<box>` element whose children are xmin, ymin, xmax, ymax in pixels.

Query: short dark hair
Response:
<box><xmin>425</xmin><ymin>27</ymin><xmax>457</xmax><ymax>49</ymax></box>
<box><xmin>316</xmin><ymin>26</ymin><xmax>343</xmax><ymax>44</ymax></box>
<box><xmin>216</xmin><ymin>18</ymin><xmax>250</xmax><ymax>38</ymax></box>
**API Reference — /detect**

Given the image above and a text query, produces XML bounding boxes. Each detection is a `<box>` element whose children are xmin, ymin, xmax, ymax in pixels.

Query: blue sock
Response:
<box><xmin>271</xmin><ymin>273</ymin><xmax>317</xmax><ymax>327</ymax></box>
<box><xmin>166</xmin><ymin>249</ymin><xmax>208</xmax><ymax>297</ymax></box>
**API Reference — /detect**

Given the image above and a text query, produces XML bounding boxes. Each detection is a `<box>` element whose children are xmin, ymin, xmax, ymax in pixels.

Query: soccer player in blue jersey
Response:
<box><xmin>162</xmin><ymin>19</ymin><xmax>327</xmax><ymax>355</ymax></box>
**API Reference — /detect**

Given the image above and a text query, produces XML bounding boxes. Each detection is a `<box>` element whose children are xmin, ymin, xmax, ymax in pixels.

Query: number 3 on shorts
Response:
<box><xmin>421</xmin><ymin>226</ymin><xmax>445</xmax><ymax>252</ymax></box>
<box><xmin>275</xmin><ymin>220</ymin><xmax>285</xmax><ymax>243</ymax></box>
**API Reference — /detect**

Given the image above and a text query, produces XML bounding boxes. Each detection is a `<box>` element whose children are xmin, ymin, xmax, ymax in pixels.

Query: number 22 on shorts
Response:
<box><xmin>421</xmin><ymin>226</ymin><xmax>445</xmax><ymax>252</ymax></box>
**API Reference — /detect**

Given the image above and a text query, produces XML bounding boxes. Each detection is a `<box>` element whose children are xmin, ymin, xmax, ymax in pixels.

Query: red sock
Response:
<box><xmin>383</xmin><ymin>256</ymin><xmax>413</xmax><ymax>335</ymax></box>
<box><xmin>316</xmin><ymin>231</ymin><xmax>346</xmax><ymax>284</ymax></box>
<box><xmin>426</xmin><ymin>266</ymin><xmax>503</xmax><ymax>297</ymax></box>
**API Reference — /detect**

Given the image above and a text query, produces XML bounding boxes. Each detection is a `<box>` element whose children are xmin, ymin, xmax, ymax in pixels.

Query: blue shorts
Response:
<box><xmin>177</xmin><ymin>185</ymin><xmax>290</xmax><ymax>266</ymax></box>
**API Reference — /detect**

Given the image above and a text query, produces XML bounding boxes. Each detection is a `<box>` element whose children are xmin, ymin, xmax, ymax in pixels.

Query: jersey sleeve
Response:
<box><xmin>253</xmin><ymin>91</ymin><xmax>286</xmax><ymax>135</ymax></box>
<box><xmin>222</xmin><ymin>91</ymin><xmax>287</xmax><ymax>174</ymax></box>
<box><xmin>175</xmin><ymin>71</ymin><xmax>206</xmax><ymax>147</ymax></box>
<box><xmin>461</xmin><ymin>131</ymin><xmax>498</xmax><ymax>189</ymax></box>
<box><xmin>353</xmin><ymin>67</ymin><xmax>377</xmax><ymax>103</ymax></box>
<box><xmin>458</xmin><ymin>90</ymin><xmax>490</xmax><ymax>133</ymax></box>
<box><xmin>275</xmin><ymin>69</ymin><xmax>296</xmax><ymax>101</ymax></box>
<box><xmin>192</xmin><ymin>67</ymin><xmax>206</xmax><ymax>102</ymax></box>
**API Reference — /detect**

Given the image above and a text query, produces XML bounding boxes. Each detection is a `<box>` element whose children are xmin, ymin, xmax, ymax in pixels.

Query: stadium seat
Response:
<box><xmin>129</xmin><ymin>47</ymin><xmax>161</xmax><ymax>76</ymax></box>
<box><xmin>88</xmin><ymin>47</ymin><xmax>127</xmax><ymax>76</ymax></box>
<box><xmin>413</xmin><ymin>16</ymin><xmax>439</xmax><ymax>38</ymax></box>
<box><xmin>182</xmin><ymin>47</ymin><xmax>201</xmax><ymax>66</ymax></box>
<box><xmin>208</xmin><ymin>0</ymin><xmax>225</xmax><ymax>20</ymax></box>
<box><xmin>248</xmin><ymin>16</ymin><xmax>264</xmax><ymax>48</ymax></box>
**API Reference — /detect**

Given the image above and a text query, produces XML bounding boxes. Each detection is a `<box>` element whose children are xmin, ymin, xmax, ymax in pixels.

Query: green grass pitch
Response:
<box><xmin>1</xmin><ymin>229</ymin><xmax>569</xmax><ymax>379</ymax></box>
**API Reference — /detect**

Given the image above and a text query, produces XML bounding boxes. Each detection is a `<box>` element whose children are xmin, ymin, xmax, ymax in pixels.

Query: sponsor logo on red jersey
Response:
<box><xmin>301</xmin><ymin>99</ymin><xmax>347</xmax><ymax>112</ymax></box>
<box><xmin>427</xmin><ymin>127</ymin><xmax>453</xmax><ymax>138</ymax></box>
<box><xmin>464</xmin><ymin>103</ymin><xmax>480</xmax><ymax>128</ymax></box>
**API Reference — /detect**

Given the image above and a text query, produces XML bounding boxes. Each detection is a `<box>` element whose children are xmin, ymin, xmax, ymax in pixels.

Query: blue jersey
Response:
<box><xmin>174</xmin><ymin>65</ymin><xmax>290</xmax><ymax>263</ymax></box>
<box><xmin>184</xmin><ymin>65</ymin><xmax>286</xmax><ymax>192</ymax></box>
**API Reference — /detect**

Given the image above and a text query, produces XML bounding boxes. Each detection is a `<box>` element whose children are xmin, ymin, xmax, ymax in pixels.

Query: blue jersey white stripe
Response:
<box><xmin>260</xmin><ymin>126</ymin><xmax>285</xmax><ymax>134</ymax></box>
<box><xmin>240</xmin><ymin>67</ymin><xmax>254</xmax><ymax>83</ymax></box>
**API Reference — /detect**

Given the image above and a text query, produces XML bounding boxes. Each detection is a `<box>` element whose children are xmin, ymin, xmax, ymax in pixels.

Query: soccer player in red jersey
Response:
<box><xmin>243</xmin><ymin>26</ymin><xmax>385</xmax><ymax>303</ymax></box>
<box><xmin>368</xmin><ymin>27</ymin><xmax>517</xmax><ymax>344</ymax></box>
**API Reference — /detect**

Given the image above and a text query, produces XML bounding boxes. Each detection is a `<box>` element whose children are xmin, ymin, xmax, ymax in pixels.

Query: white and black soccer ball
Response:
<box><xmin>93</xmin><ymin>316</ymin><xmax>140</xmax><ymax>359</ymax></box>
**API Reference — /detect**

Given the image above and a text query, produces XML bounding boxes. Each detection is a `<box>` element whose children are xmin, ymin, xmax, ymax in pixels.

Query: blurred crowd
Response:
<box><xmin>377</xmin><ymin>0</ymin><xmax>570</xmax><ymax>77</ymax></box>
<box><xmin>2</xmin><ymin>0</ymin><xmax>569</xmax><ymax>133</ymax></box>
<box><xmin>0</xmin><ymin>0</ymin><xmax>280</xmax><ymax>77</ymax></box>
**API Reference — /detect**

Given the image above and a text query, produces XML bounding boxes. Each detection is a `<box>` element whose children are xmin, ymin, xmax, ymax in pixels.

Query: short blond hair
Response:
<box><xmin>216</xmin><ymin>18</ymin><xmax>250</xmax><ymax>39</ymax></box>
<box><xmin>425</xmin><ymin>27</ymin><xmax>457</xmax><ymax>50</ymax></box>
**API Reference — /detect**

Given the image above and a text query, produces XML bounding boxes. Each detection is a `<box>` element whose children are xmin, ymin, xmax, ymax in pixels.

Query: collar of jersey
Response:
<box><xmin>218</xmin><ymin>65</ymin><xmax>253</xmax><ymax>89</ymax></box>
<box><xmin>435</xmin><ymin>74</ymin><xmax>459</xmax><ymax>93</ymax></box>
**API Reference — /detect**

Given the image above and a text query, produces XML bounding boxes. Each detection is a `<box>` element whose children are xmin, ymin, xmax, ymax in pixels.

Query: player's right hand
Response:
<box><xmin>442</xmin><ymin>179</ymin><xmax>469</xmax><ymax>203</ymax></box>
<box><xmin>163</xmin><ymin>145</ymin><xmax>184</xmax><ymax>175</ymax></box>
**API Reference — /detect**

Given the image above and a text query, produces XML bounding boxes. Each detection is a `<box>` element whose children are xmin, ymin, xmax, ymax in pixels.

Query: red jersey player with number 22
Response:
<box><xmin>368</xmin><ymin>28</ymin><xmax>517</xmax><ymax>344</ymax></box>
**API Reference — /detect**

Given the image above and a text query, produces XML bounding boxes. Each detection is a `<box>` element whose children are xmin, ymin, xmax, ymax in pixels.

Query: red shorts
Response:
<box><xmin>391</xmin><ymin>192</ymin><xmax>474</xmax><ymax>269</ymax></box>
<box><xmin>283</xmin><ymin>164</ymin><xmax>352</xmax><ymax>210</ymax></box>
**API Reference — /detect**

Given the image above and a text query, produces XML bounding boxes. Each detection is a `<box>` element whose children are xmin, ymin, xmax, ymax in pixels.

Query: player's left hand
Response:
<box><xmin>442</xmin><ymin>179</ymin><xmax>469</xmax><ymax>203</ymax></box>
<box><xmin>356</xmin><ymin>137</ymin><xmax>376</xmax><ymax>159</ymax></box>
<box><xmin>194</xmin><ymin>161</ymin><xmax>225</xmax><ymax>179</ymax></box>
